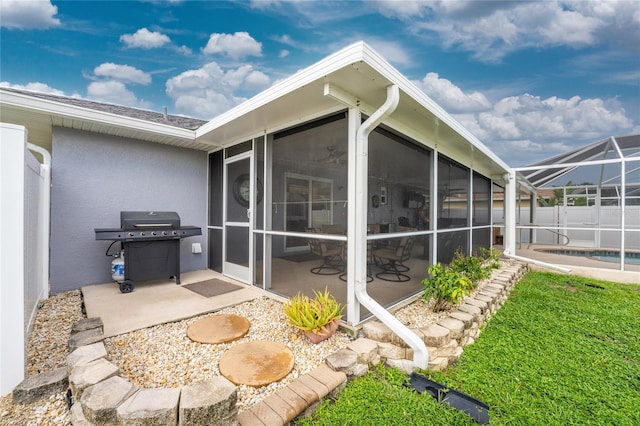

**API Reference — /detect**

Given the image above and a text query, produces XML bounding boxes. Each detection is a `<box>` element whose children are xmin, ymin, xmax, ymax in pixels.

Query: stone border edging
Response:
<box><xmin>13</xmin><ymin>261</ymin><xmax>527</xmax><ymax>425</ymax></box>
<box><xmin>324</xmin><ymin>261</ymin><xmax>528</xmax><ymax>377</ymax></box>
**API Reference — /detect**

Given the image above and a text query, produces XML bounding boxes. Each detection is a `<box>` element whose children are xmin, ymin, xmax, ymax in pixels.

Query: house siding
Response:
<box><xmin>50</xmin><ymin>127</ymin><xmax>207</xmax><ymax>294</ymax></box>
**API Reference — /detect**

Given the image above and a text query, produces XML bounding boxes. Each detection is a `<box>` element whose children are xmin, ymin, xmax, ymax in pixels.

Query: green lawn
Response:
<box><xmin>298</xmin><ymin>272</ymin><xmax>640</xmax><ymax>425</ymax></box>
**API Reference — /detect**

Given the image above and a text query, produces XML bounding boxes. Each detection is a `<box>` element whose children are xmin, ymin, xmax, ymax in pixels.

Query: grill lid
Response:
<box><xmin>121</xmin><ymin>211</ymin><xmax>180</xmax><ymax>230</ymax></box>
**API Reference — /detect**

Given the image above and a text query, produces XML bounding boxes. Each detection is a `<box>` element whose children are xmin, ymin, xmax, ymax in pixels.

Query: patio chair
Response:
<box><xmin>321</xmin><ymin>224</ymin><xmax>345</xmax><ymax>235</ymax></box>
<box><xmin>373</xmin><ymin>235</ymin><xmax>415</xmax><ymax>282</ymax></box>
<box><xmin>338</xmin><ymin>240</ymin><xmax>374</xmax><ymax>283</ymax></box>
<box><xmin>307</xmin><ymin>228</ymin><xmax>344</xmax><ymax>275</ymax></box>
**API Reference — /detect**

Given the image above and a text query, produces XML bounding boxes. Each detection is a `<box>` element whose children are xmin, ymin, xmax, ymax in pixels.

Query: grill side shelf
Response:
<box><xmin>95</xmin><ymin>228</ymin><xmax>128</xmax><ymax>241</ymax></box>
<box><xmin>95</xmin><ymin>226</ymin><xmax>201</xmax><ymax>241</ymax></box>
<box><xmin>178</xmin><ymin>226</ymin><xmax>202</xmax><ymax>238</ymax></box>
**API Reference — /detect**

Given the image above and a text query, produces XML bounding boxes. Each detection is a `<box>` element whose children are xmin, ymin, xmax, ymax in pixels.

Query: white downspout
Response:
<box><xmin>503</xmin><ymin>169</ymin><xmax>517</xmax><ymax>257</ymax></box>
<box><xmin>354</xmin><ymin>85</ymin><xmax>428</xmax><ymax>370</ymax></box>
<box><xmin>27</xmin><ymin>144</ymin><xmax>51</xmax><ymax>299</ymax></box>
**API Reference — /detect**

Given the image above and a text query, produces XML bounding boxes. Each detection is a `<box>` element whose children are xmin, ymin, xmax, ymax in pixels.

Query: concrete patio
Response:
<box><xmin>81</xmin><ymin>270</ymin><xmax>265</xmax><ymax>338</ymax></box>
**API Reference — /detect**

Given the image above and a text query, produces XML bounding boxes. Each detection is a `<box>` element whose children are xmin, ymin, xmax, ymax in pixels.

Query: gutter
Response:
<box><xmin>354</xmin><ymin>85</ymin><xmax>429</xmax><ymax>370</ymax></box>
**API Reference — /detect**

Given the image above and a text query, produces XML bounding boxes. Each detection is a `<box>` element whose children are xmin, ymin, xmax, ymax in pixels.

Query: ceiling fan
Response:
<box><xmin>310</xmin><ymin>145</ymin><xmax>347</xmax><ymax>166</ymax></box>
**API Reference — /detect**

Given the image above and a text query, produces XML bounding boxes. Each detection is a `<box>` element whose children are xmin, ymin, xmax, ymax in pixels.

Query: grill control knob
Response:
<box><xmin>140</xmin><ymin>232</ymin><xmax>146</xmax><ymax>236</ymax></box>
<box><xmin>128</xmin><ymin>232</ymin><xmax>135</xmax><ymax>237</ymax></box>
<box><xmin>162</xmin><ymin>231</ymin><xmax>168</xmax><ymax>236</ymax></box>
<box><xmin>172</xmin><ymin>230</ymin><xmax>178</xmax><ymax>235</ymax></box>
<box><xmin>152</xmin><ymin>231</ymin><xmax>157</xmax><ymax>236</ymax></box>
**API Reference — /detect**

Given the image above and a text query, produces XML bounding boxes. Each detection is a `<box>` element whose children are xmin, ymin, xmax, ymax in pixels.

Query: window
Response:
<box><xmin>270</xmin><ymin>112</ymin><xmax>348</xmax><ymax>256</ymax></box>
<box><xmin>368</xmin><ymin>128</ymin><xmax>431</xmax><ymax>231</ymax></box>
<box><xmin>438</xmin><ymin>157</ymin><xmax>469</xmax><ymax>229</ymax></box>
<box><xmin>284</xmin><ymin>174</ymin><xmax>333</xmax><ymax>251</ymax></box>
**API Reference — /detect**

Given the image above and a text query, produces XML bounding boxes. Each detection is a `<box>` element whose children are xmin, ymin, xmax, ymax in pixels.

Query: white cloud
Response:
<box><xmin>119</xmin><ymin>27</ymin><xmax>192</xmax><ymax>54</ymax></box>
<box><xmin>165</xmin><ymin>61</ymin><xmax>271</xmax><ymax>118</ymax></box>
<box><xmin>427</xmin><ymin>2</ymin><xmax>603</xmax><ymax>62</ymax></box>
<box><xmin>0</xmin><ymin>81</ymin><xmax>65</xmax><ymax>95</ymax></box>
<box><xmin>86</xmin><ymin>81</ymin><xmax>151</xmax><ymax>109</ymax></box>
<box><xmin>571</xmin><ymin>0</ymin><xmax>640</xmax><ymax>51</ymax></box>
<box><xmin>0</xmin><ymin>0</ymin><xmax>60</xmax><ymax>30</ymax></box>
<box><xmin>176</xmin><ymin>45</ymin><xmax>193</xmax><ymax>55</ymax></box>
<box><xmin>375</xmin><ymin>1</ymin><xmax>634</xmax><ymax>63</ymax></box>
<box><xmin>411</xmin><ymin>71</ymin><xmax>636</xmax><ymax>165</ymax></box>
<box><xmin>366</xmin><ymin>39</ymin><xmax>412</xmax><ymax>66</ymax></box>
<box><xmin>202</xmin><ymin>32</ymin><xmax>263</xmax><ymax>59</ymax></box>
<box><xmin>374</xmin><ymin>0</ymin><xmax>430</xmax><ymax>20</ymax></box>
<box><xmin>120</xmin><ymin>28</ymin><xmax>171</xmax><ymax>49</ymax></box>
<box><xmin>93</xmin><ymin>63</ymin><xmax>152</xmax><ymax>85</ymax></box>
<box><xmin>415</xmin><ymin>72</ymin><xmax>491</xmax><ymax>113</ymax></box>
<box><xmin>279</xmin><ymin>49</ymin><xmax>290</xmax><ymax>58</ymax></box>
<box><xmin>457</xmin><ymin>93</ymin><xmax>635</xmax><ymax>165</ymax></box>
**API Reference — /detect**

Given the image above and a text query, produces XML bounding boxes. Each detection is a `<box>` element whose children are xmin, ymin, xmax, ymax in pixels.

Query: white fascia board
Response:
<box><xmin>195</xmin><ymin>42</ymin><xmax>368</xmax><ymax>139</ymax></box>
<box><xmin>0</xmin><ymin>90</ymin><xmax>195</xmax><ymax>140</ymax></box>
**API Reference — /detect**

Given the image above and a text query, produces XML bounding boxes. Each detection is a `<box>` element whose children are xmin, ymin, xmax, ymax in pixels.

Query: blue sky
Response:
<box><xmin>1</xmin><ymin>0</ymin><xmax>638</xmax><ymax>166</ymax></box>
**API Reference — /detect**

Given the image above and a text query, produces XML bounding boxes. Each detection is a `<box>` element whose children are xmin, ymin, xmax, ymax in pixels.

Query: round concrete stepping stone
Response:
<box><xmin>187</xmin><ymin>314</ymin><xmax>250</xmax><ymax>344</ymax></box>
<box><xmin>219</xmin><ymin>340</ymin><xmax>294</xmax><ymax>387</ymax></box>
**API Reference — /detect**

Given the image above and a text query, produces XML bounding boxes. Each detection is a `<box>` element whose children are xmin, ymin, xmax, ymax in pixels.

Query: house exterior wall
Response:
<box><xmin>50</xmin><ymin>127</ymin><xmax>207</xmax><ymax>294</ymax></box>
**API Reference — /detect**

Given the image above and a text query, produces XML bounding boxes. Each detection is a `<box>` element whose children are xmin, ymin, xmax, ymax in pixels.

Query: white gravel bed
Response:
<box><xmin>392</xmin><ymin>297</ymin><xmax>451</xmax><ymax>328</ymax></box>
<box><xmin>104</xmin><ymin>296</ymin><xmax>352</xmax><ymax>411</ymax></box>
<box><xmin>1</xmin><ymin>290</ymin><xmax>83</xmax><ymax>426</ymax></box>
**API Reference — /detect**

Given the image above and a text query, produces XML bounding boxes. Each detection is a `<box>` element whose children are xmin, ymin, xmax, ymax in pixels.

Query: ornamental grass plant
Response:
<box><xmin>283</xmin><ymin>287</ymin><xmax>345</xmax><ymax>337</ymax></box>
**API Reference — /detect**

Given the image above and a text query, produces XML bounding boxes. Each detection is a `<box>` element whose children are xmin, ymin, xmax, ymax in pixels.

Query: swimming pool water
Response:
<box><xmin>540</xmin><ymin>249</ymin><xmax>640</xmax><ymax>265</ymax></box>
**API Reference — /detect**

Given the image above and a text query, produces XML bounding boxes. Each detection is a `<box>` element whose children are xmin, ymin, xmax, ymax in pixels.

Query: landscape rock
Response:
<box><xmin>117</xmin><ymin>387</ymin><xmax>181</xmax><ymax>425</ymax></box>
<box><xmin>362</xmin><ymin>321</ymin><xmax>393</xmax><ymax>342</ymax></box>
<box><xmin>385</xmin><ymin>358</ymin><xmax>414</xmax><ymax>374</ymax></box>
<box><xmin>449</xmin><ymin>311</ymin><xmax>474</xmax><ymax>328</ymax></box>
<box><xmin>68</xmin><ymin>327</ymin><xmax>104</xmax><ymax>352</ymax></box>
<box><xmin>69</xmin><ymin>358</ymin><xmax>119</xmax><ymax>398</ymax></box>
<box><xmin>376</xmin><ymin>342</ymin><xmax>406</xmax><ymax>360</ymax></box>
<box><xmin>69</xmin><ymin>403</ymin><xmax>92</xmax><ymax>426</ymax></box>
<box><xmin>67</xmin><ymin>342</ymin><xmax>108</xmax><ymax>372</ymax></box>
<box><xmin>420</xmin><ymin>323</ymin><xmax>450</xmax><ymax>347</ymax></box>
<box><xmin>179</xmin><ymin>377</ymin><xmax>237</xmax><ymax>426</ymax></box>
<box><xmin>346</xmin><ymin>338</ymin><xmax>378</xmax><ymax>364</ymax></box>
<box><xmin>12</xmin><ymin>367</ymin><xmax>68</xmax><ymax>405</ymax></box>
<box><xmin>80</xmin><ymin>376</ymin><xmax>137</xmax><ymax>424</ymax></box>
<box><xmin>71</xmin><ymin>317</ymin><xmax>104</xmax><ymax>334</ymax></box>
<box><xmin>325</xmin><ymin>349</ymin><xmax>358</xmax><ymax>375</ymax></box>
<box><xmin>437</xmin><ymin>317</ymin><xmax>465</xmax><ymax>340</ymax></box>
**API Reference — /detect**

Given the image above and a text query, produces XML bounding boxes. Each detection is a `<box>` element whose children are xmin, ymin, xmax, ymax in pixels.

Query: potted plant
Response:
<box><xmin>283</xmin><ymin>288</ymin><xmax>345</xmax><ymax>344</ymax></box>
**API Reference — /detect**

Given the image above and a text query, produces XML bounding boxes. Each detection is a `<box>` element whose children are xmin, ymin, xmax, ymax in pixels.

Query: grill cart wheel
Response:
<box><xmin>119</xmin><ymin>280</ymin><xmax>134</xmax><ymax>293</ymax></box>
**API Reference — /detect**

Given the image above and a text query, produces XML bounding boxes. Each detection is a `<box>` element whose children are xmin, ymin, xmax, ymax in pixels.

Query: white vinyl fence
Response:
<box><xmin>494</xmin><ymin>205</ymin><xmax>640</xmax><ymax>250</ymax></box>
<box><xmin>1</xmin><ymin>123</ymin><xmax>50</xmax><ymax>395</ymax></box>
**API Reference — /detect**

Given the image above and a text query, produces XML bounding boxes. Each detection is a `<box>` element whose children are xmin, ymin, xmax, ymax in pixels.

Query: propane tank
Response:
<box><xmin>111</xmin><ymin>251</ymin><xmax>125</xmax><ymax>282</ymax></box>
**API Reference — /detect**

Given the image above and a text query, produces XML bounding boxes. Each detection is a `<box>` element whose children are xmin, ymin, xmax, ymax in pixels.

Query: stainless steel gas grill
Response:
<box><xmin>95</xmin><ymin>211</ymin><xmax>201</xmax><ymax>293</ymax></box>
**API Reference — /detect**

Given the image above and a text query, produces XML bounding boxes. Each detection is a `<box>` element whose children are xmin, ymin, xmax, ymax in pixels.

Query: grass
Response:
<box><xmin>298</xmin><ymin>272</ymin><xmax>640</xmax><ymax>425</ymax></box>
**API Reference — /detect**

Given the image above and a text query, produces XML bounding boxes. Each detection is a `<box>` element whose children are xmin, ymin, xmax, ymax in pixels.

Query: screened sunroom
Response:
<box><xmin>198</xmin><ymin>42</ymin><xmax>512</xmax><ymax>328</ymax></box>
<box><xmin>509</xmin><ymin>134</ymin><xmax>640</xmax><ymax>273</ymax></box>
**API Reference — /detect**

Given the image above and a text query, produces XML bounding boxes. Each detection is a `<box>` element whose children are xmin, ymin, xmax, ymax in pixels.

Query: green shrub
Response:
<box><xmin>449</xmin><ymin>251</ymin><xmax>490</xmax><ymax>285</ymax></box>
<box><xmin>422</xmin><ymin>262</ymin><xmax>473</xmax><ymax>311</ymax></box>
<box><xmin>480</xmin><ymin>246</ymin><xmax>502</xmax><ymax>269</ymax></box>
